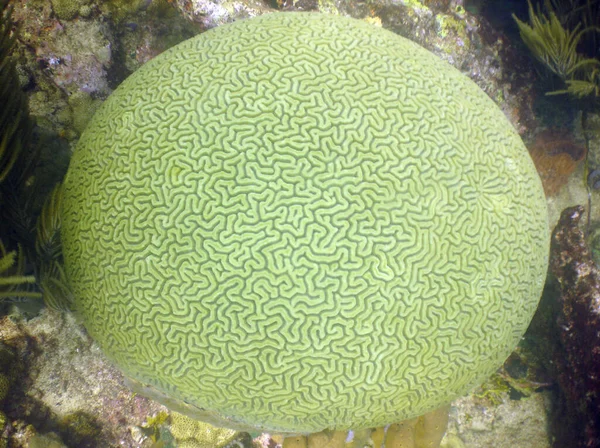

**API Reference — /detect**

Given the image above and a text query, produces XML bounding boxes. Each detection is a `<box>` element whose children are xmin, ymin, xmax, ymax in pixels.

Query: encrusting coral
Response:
<box><xmin>169</xmin><ymin>412</ymin><xmax>237</xmax><ymax>448</ymax></box>
<box><xmin>0</xmin><ymin>0</ymin><xmax>556</xmax><ymax>446</ymax></box>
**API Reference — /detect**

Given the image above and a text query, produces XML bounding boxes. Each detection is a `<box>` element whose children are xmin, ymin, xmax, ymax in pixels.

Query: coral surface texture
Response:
<box><xmin>61</xmin><ymin>12</ymin><xmax>550</xmax><ymax>434</ymax></box>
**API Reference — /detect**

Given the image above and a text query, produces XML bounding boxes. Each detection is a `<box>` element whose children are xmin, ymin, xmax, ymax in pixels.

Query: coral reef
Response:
<box><xmin>98</xmin><ymin>0</ymin><xmax>150</xmax><ymax>23</ymax></box>
<box><xmin>550</xmin><ymin>205</ymin><xmax>600</xmax><ymax>447</ymax></box>
<box><xmin>33</xmin><ymin>19</ymin><xmax>112</xmax><ymax>97</ymax></box>
<box><xmin>514</xmin><ymin>1</ymin><xmax>600</xmax><ymax>233</ymax></box>
<box><xmin>173</xmin><ymin>0</ymin><xmax>538</xmax><ymax>135</ymax></box>
<box><xmin>584</xmin><ymin>111</ymin><xmax>600</xmax><ymax>186</ymax></box>
<box><xmin>382</xmin><ymin>405</ymin><xmax>450</xmax><ymax>448</ymax></box>
<box><xmin>61</xmin><ymin>10</ymin><xmax>548</xmax><ymax>436</ymax></box>
<box><xmin>0</xmin><ymin>338</ymin><xmax>18</xmax><ymax>448</ymax></box>
<box><xmin>67</xmin><ymin>91</ymin><xmax>101</xmax><ymax>135</ymax></box>
<box><xmin>28</xmin><ymin>433</ymin><xmax>68</xmax><ymax>448</ymax></box>
<box><xmin>0</xmin><ymin>292</ymin><xmax>554</xmax><ymax>447</ymax></box>
<box><xmin>0</xmin><ymin>311</ymin><xmax>165</xmax><ymax>447</ymax></box>
<box><xmin>0</xmin><ymin>1</ymin><xmax>563</xmax><ymax>446</ymax></box>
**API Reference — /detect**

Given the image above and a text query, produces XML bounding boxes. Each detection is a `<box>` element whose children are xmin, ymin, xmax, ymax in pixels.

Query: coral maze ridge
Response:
<box><xmin>61</xmin><ymin>13</ymin><xmax>548</xmax><ymax>432</ymax></box>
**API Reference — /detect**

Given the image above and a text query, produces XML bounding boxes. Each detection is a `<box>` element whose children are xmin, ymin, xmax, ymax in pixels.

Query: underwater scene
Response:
<box><xmin>1</xmin><ymin>0</ymin><xmax>600</xmax><ymax>446</ymax></box>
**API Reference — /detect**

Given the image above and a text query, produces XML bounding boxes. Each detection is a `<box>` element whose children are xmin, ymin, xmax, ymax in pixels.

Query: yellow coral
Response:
<box><xmin>308</xmin><ymin>430</ymin><xmax>346</xmax><ymax>447</ymax></box>
<box><xmin>382</xmin><ymin>406</ymin><xmax>450</xmax><ymax>447</ymax></box>
<box><xmin>169</xmin><ymin>412</ymin><xmax>237</xmax><ymax>448</ymax></box>
<box><xmin>413</xmin><ymin>406</ymin><xmax>451</xmax><ymax>448</ymax></box>
<box><xmin>281</xmin><ymin>406</ymin><xmax>450</xmax><ymax>448</ymax></box>
<box><xmin>283</xmin><ymin>436</ymin><xmax>307</xmax><ymax>447</ymax></box>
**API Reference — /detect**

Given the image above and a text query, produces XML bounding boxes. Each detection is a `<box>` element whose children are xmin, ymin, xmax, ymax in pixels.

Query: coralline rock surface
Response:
<box><xmin>0</xmin><ymin>305</ymin><xmax>553</xmax><ymax>448</ymax></box>
<box><xmin>0</xmin><ymin>311</ymin><xmax>165</xmax><ymax>447</ymax></box>
<box><xmin>444</xmin><ymin>391</ymin><xmax>551</xmax><ymax>448</ymax></box>
<box><xmin>9</xmin><ymin>0</ymin><xmax>196</xmax><ymax>142</ymax></box>
<box><xmin>550</xmin><ymin>206</ymin><xmax>600</xmax><ymax>447</ymax></box>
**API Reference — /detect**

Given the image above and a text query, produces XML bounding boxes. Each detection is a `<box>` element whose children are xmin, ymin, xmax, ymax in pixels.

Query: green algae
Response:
<box><xmin>67</xmin><ymin>91</ymin><xmax>101</xmax><ymax>135</ymax></box>
<box><xmin>435</xmin><ymin>13</ymin><xmax>470</xmax><ymax>52</ymax></box>
<box><xmin>50</xmin><ymin>0</ymin><xmax>89</xmax><ymax>20</ymax></box>
<box><xmin>59</xmin><ymin>411</ymin><xmax>102</xmax><ymax>446</ymax></box>
<box><xmin>99</xmin><ymin>0</ymin><xmax>149</xmax><ymax>23</ymax></box>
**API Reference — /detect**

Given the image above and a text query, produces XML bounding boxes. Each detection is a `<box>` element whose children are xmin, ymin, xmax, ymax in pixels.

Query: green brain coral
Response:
<box><xmin>61</xmin><ymin>12</ymin><xmax>549</xmax><ymax>434</ymax></box>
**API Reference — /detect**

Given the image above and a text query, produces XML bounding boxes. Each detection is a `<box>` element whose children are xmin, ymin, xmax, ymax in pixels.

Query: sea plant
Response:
<box><xmin>0</xmin><ymin>3</ymin><xmax>67</xmax><ymax>309</ymax></box>
<box><xmin>513</xmin><ymin>0</ymin><xmax>600</xmax><ymax>100</ymax></box>
<box><xmin>0</xmin><ymin>4</ymin><xmax>42</xmax><ymax>304</ymax></box>
<box><xmin>0</xmin><ymin>241</ymin><xmax>39</xmax><ymax>301</ymax></box>
<box><xmin>35</xmin><ymin>183</ymin><xmax>73</xmax><ymax>311</ymax></box>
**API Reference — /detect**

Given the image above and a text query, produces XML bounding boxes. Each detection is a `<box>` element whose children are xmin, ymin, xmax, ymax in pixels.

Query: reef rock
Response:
<box><xmin>550</xmin><ymin>205</ymin><xmax>600</xmax><ymax>447</ymax></box>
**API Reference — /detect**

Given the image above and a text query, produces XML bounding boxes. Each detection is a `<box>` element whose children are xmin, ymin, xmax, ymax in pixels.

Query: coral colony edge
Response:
<box><xmin>60</xmin><ymin>12</ymin><xmax>549</xmax><ymax>435</ymax></box>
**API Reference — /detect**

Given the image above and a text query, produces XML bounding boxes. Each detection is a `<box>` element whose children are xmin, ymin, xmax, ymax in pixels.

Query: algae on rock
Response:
<box><xmin>50</xmin><ymin>0</ymin><xmax>90</xmax><ymax>20</ymax></box>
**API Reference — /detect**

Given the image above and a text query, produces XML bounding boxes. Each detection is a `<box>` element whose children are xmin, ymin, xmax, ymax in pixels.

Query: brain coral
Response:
<box><xmin>61</xmin><ymin>12</ymin><xmax>549</xmax><ymax>434</ymax></box>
